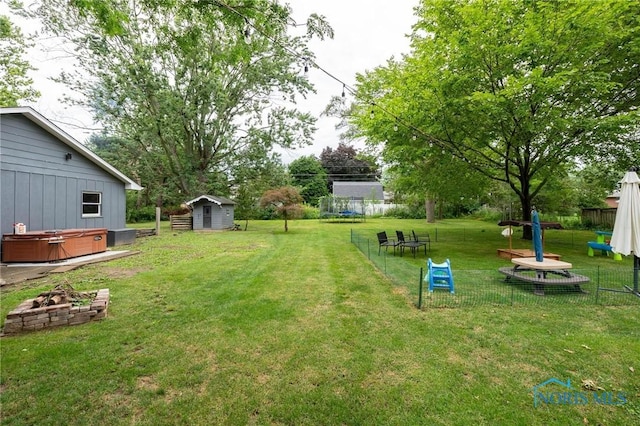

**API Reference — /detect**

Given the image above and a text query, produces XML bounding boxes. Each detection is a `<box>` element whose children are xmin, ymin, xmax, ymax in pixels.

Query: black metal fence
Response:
<box><xmin>351</xmin><ymin>229</ymin><xmax>640</xmax><ymax>309</ymax></box>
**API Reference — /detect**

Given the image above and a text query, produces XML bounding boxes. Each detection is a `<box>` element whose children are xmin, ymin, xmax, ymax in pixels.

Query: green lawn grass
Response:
<box><xmin>352</xmin><ymin>220</ymin><xmax>640</xmax><ymax>308</ymax></box>
<box><xmin>1</xmin><ymin>218</ymin><xmax>638</xmax><ymax>425</ymax></box>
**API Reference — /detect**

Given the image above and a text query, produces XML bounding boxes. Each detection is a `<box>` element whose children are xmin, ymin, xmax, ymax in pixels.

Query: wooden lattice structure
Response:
<box><xmin>170</xmin><ymin>213</ymin><xmax>193</xmax><ymax>230</ymax></box>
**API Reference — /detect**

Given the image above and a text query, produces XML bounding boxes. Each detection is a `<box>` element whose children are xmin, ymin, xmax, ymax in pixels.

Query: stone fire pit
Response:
<box><xmin>3</xmin><ymin>288</ymin><xmax>109</xmax><ymax>335</ymax></box>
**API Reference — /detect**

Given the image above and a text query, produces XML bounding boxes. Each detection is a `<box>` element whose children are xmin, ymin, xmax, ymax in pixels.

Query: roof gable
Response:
<box><xmin>186</xmin><ymin>195</ymin><xmax>236</xmax><ymax>206</ymax></box>
<box><xmin>0</xmin><ymin>106</ymin><xmax>142</xmax><ymax>190</ymax></box>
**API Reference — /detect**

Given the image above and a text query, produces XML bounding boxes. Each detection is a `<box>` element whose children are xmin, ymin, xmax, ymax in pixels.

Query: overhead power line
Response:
<box><xmin>213</xmin><ymin>0</ymin><xmax>463</xmax><ymax>163</ymax></box>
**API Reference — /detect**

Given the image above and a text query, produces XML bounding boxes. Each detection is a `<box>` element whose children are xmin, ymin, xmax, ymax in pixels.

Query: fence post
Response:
<box><xmin>418</xmin><ymin>267</ymin><xmax>423</xmax><ymax>309</ymax></box>
<box><xmin>155</xmin><ymin>207</ymin><xmax>161</xmax><ymax>235</ymax></box>
<box><xmin>511</xmin><ymin>283</ymin><xmax>514</xmax><ymax>306</ymax></box>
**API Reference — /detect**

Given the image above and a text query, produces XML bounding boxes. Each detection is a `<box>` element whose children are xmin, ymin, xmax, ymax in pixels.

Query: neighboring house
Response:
<box><xmin>328</xmin><ymin>181</ymin><xmax>397</xmax><ymax>216</ymax></box>
<box><xmin>332</xmin><ymin>181</ymin><xmax>384</xmax><ymax>201</ymax></box>
<box><xmin>605</xmin><ymin>190</ymin><xmax>620</xmax><ymax>208</ymax></box>
<box><xmin>186</xmin><ymin>195</ymin><xmax>236</xmax><ymax>230</ymax></box>
<box><xmin>0</xmin><ymin>107</ymin><xmax>142</xmax><ymax>255</ymax></box>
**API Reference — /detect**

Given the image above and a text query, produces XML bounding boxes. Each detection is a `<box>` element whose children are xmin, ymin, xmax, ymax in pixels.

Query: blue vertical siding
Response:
<box><xmin>1</xmin><ymin>113</ymin><xmax>129</xmax><ymax>237</ymax></box>
<box><xmin>43</xmin><ymin>176</ymin><xmax>56</xmax><ymax>230</ymax></box>
<box><xmin>29</xmin><ymin>173</ymin><xmax>44</xmax><ymax>231</ymax></box>
<box><xmin>65</xmin><ymin>178</ymin><xmax>75</xmax><ymax>229</ymax></box>
<box><xmin>14</xmin><ymin>172</ymin><xmax>30</xmax><ymax>226</ymax></box>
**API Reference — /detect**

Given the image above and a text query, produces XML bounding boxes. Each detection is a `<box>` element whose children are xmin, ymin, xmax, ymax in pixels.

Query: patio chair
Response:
<box><xmin>377</xmin><ymin>231</ymin><xmax>400</xmax><ymax>255</ymax></box>
<box><xmin>425</xmin><ymin>258</ymin><xmax>455</xmax><ymax>293</ymax></box>
<box><xmin>395</xmin><ymin>230</ymin><xmax>427</xmax><ymax>258</ymax></box>
<box><xmin>411</xmin><ymin>230</ymin><xmax>431</xmax><ymax>252</ymax></box>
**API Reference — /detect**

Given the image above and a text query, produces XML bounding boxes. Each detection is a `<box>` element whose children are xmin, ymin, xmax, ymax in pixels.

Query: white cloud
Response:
<box><xmin>280</xmin><ymin>0</ymin><xmax>416</xmax><ymax>161</ymax></box>
<box><xmin>4</xmin><ymin>1</ymin><xmax>417</xmax><ymax>159</ymax></box>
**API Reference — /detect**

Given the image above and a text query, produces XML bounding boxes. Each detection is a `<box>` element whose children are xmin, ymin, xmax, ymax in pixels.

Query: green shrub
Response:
<box><xmin>126</xmin><ymin>205</ymin><xmax>157</xmax><ymax>223</ymax></box>
<box><xmin>301</xmin><ymin>204</ymin><xmax>320</xmax><ymax>219</ymax></box>
<box><xmin>557</xmin><ymin>215</ymin><xmax>588</xmax><ymax>230</ymax></box>
<box><xmin>257</xmin><ymin>206</ymin><xmax>277</xmax><ymax>220</ymax></box>
<box><xmin>468</xmin><ymin>205</ymin><xmax>503</xmax><ymax>222</ymax></box>
<box><xmin>383</xmin><ymin>205</ymin><xmax>425</xmax><ymax>219</ymax></box>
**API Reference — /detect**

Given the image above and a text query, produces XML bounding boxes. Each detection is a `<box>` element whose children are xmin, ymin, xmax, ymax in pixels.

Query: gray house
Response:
<box><xmin>333</xmin><ymin>181</ymin><xmax>384</xmax><ymax>201</ymax></box>
<box><xmin>186</xmin><ymin>195</ymin><xmax>236</xmax><ymax>230</ymax></box>
<box><xmin>0</xmin><ymin>107</ymin><xmax>142</xmax><ymax>254</ymax></box>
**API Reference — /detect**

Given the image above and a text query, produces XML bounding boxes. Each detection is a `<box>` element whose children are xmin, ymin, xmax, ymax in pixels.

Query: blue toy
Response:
<box><xmin>425</xmin><ymin>258</ymin><xmax>455</xmax><ymax>293</ymax></box>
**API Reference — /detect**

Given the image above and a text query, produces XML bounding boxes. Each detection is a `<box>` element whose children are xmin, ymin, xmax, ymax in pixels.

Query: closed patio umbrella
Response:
<box><xmin>610</xmin><ymin>169</ymin><xmax>640</xmax><ymax>295</ymax></box>
<box><xmin>531</xmin><ymin>208</ymin><xmax>544</xmax><ymax>262</ymax></box>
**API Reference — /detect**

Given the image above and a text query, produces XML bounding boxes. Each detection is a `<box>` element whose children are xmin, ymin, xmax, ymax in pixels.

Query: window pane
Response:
<box><xmin>83</xmin><ymin>193</ymin><xmax>100</xmax><ymax>203</ymax></box>
<box><xmin>83</xmin><ymin>205</ymin><xmax>100</xmax><ymax>214</ymax></box>
<box><xmin>82</xmin><ymin>192</ymin><xmax>102</xmax><ymax>217</ymax></box>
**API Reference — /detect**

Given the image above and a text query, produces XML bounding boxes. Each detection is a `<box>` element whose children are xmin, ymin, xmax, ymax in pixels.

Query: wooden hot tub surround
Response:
<box><xmin>1</xmin><ymin>228</ymin><xmax>107</xmax><ymax>263</ymax></box>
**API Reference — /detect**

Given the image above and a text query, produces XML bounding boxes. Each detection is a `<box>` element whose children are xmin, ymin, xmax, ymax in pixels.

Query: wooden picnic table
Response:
<box><xmin>511</xmin><ymin>257</ymin><xmax>572</xmax><ymax>272</ymax></box>
<box><xmin>499</xmin><ymin>257</ymin><xmax>589</xmax><ymax>296</ymax></box>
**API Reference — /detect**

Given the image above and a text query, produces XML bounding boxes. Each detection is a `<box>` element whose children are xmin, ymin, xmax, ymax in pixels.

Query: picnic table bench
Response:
<box><xmin>499</xmin><ymin>258</ymin><xmax>590</xmax><ymax>296</ymax></box>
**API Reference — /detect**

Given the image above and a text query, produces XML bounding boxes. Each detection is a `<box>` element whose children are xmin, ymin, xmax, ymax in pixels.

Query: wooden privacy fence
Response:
<box><xmin>581</xmin><ymin>208</ymin><xmax>617</xmax><ymax>228</ymax></box>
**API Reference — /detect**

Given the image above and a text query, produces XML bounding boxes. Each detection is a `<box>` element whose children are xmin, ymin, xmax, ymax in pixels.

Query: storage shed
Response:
<box><xmin>186</xmin><ymin>195</ymin><xmax>236</xmax><ymax>230</ymax></box>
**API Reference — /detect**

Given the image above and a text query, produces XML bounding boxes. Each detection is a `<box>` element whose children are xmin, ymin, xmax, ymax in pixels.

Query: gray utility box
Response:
<box><xmin>107</xmin><ymin>228</ymin><xmax>137</xmax><ymax>247</ymax></box>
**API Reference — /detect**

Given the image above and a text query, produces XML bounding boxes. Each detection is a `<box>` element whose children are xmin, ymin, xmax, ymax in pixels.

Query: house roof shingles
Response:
<box><xmin>333</xmin><ymin>181</ymin><xmax>383</xmax><ymax>200</ymax></box>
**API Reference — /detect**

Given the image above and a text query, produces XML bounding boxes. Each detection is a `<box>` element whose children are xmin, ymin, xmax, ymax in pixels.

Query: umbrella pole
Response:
<box><xmin>625</xmin><ymin>255</ymin><xmax>640</xmax><ymax>297</ymax></box>
<box><xmin>635</xmin><ymin>255</ymin><xmax>639</xmax><ymax>295</ymax></box>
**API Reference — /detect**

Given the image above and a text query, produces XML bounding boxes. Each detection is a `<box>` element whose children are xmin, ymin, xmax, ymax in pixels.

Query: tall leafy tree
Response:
<box><xmin>26</xmin><ymin>0</ymin><xmax>333</xmax><ymax>200</ymax></box>
<box><xmin>288</xmin><ymin>155</ymin><xmax>328</xmax><ymax>206</ymax></box>
<box><xmin>573</xmin><ymin>164</ymin><xmax>624</xmax><ymax>210</ymax></box>
<box><xmin>0</xmin><ymin>11</ymin><xmax>39</xmax><ymax>106</ymax></box>
<box><xmin>348</xmin><ymin>0</ymin><xmax>640</xmax><ymax>236</ymax></box>
<box><xmin>320</xmin><ymin>142</ymin><xmax>380</xmax><ymax>192</ymax></box>
<box><xmin>87</xmin><ymin>134</ymin><xmax>176</xmax><ymax>207</ymax></box>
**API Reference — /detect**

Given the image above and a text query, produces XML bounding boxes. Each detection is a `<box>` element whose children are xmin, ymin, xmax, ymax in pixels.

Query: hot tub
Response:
<box><xmin>1</xmin><ymin>228</ymin><xmax>107</xmax><ymax>263</ymax></box>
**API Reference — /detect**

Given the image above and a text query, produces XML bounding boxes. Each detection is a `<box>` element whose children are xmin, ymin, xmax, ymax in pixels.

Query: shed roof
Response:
<box><xmin>186</xmin><ymin>195</ymin><xmax>236</xmax><ymax>206</ymax></box>
<box><xmin>0</xmin><ymin>106</ymin><xmax>142</xmax><ymax>190</ymax></box>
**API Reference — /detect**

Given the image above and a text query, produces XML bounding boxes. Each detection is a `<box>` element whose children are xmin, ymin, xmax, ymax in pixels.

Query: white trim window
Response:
<box><xmin>82</xmin><ymin>192</ymin><xmax>102</xmax><ymax>217</ymax></box>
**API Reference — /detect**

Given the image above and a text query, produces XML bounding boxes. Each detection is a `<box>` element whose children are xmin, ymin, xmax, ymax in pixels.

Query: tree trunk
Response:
<box><xmin>425</xmin><ymin>198</ymin><xmax>436</xmax><ymax>223</ymax></box>
<box><xmin>520</xmin><ymin>194</ymin><xmax>533</xmax><ymax>240</ymax></box>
